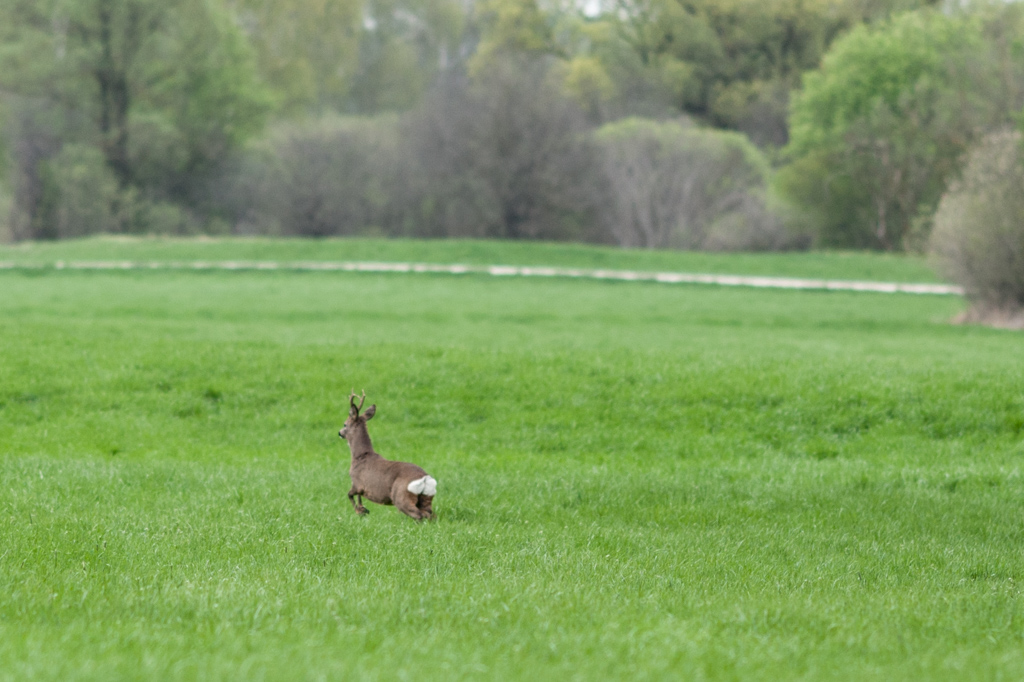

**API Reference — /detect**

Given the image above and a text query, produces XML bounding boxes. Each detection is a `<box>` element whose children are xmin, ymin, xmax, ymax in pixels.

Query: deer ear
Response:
<box><xmin>349</xmin><ymin>404</ymin><xmax>359</xmax><ymax>419</ymax></box>
<box><xmin>363</xmin><ymin>404</ymin><xmax>376</xmax><ymax>420</ymax></box>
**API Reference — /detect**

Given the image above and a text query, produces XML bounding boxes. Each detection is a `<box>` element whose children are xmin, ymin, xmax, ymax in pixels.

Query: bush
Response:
<box><xmin>20</xmin><ymin>141</ymin><xmax>204</xmax><ymax>239</ymax></box>
<box><xmin>402</xmin><ymin>58</ymin><xmax>608</xmax><ymax>242</ymax></box>
<box><xmin>34</xmin><ymin>144</ymin><xmax>120</xmax><ymax>239</ymax></box>
<box><xmin>595</xmin><ymin>117</ymin><xmax>803</xmax><ymax>250</ymax></box>
<box><xmin>7</xmin><ymin>101</ymin><xmax>62</xmax><ymax>241</ymax></box>
<box><xmin>704</xmin><ymin>194</ymin><xmax>810</xmax><ymax>252</ymax></box>
<box><xmin>218</xmin><ymin>116</ymin><xmax>401</xmax><ymax>237</ymax></box>
<box><xmin>929</xmin><ymin>129</ymin><xmax>1024</xmax><ymax>325</ymax></box>
<box><xmin>0</xmin><ymin>183</ymin><xmax>12</xmax><ymax>243</ymax></box>
<box><xmin>128</xmin><ymin>196</ymin><xmax>204</xmax><ymax>236</ymax></box>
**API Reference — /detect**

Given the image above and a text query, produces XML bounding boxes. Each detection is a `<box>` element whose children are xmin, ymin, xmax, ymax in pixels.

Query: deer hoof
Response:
<box><xmin>356</xmin><ymin>506</ymin><xmax>369</xmax><ymax>516</ymax></box>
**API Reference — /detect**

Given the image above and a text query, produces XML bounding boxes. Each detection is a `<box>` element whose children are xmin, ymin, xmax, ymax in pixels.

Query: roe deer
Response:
<box><xmin>339</xmin><ymin>391</ymin><xmax>436</xmax><ymax>520</ymax></box>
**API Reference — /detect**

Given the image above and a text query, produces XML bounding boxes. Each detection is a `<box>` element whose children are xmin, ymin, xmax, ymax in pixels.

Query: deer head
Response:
<box><xmin>339</xmin><ymin>390</ymin><xmax>375</xmax><ymax>440</ymax></box>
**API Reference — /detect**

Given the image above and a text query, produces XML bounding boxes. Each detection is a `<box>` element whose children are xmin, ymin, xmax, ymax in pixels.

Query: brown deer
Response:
<box><xmin>339</xmin><ymin>391</ymin><xmax>437</xmax><ymax>520</ymax></box>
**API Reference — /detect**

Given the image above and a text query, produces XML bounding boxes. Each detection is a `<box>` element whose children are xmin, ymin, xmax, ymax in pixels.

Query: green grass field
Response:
<box><xmin>1</xmin><ymin>238</ymin><xmax>1022</xmax><ymax>680</ymax></box>
<box><xmin>0</xmin><ymin>234</ymin><xmax>944</xmax><ymax>282</ymax></box>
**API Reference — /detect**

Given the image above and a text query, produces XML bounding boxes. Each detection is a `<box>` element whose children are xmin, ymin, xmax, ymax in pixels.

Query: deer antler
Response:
<box><xmin>349</xmin><ymin>389</ymin><xmax>366</xmax><ymax>412</ymax></box>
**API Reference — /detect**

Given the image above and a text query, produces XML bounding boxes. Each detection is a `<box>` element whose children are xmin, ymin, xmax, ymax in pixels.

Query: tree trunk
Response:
<box><xmin>96</xmin><ymin>0</ymin><xmax>132</xmax><ymax>188</ymax></box>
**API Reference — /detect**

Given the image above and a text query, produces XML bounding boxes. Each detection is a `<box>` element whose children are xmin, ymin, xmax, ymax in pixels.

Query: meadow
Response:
<box><xmin>0</xmin><ymin>235</ymin><xmax>942</xmax><ymax>282</ymax></box>
<box><xmin>1</xmin><ymin>238</ymin><xmax>1022</xmax><ymax>680</ymax></box>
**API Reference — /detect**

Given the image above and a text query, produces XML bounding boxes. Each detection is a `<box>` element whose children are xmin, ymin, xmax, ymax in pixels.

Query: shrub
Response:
<box><xmin>595</xmin><ymin>117</ymin><xmax>803</xmax><ymax>250</ymax></box>
<box><xmin>704</xmin><ymin>194</ymin><xmax>810</xmax><ymax>252</ymax></box>
<box><xmin>34</xmin><ymin>144</ymin><xmax>120</xmax><ymax>239</ymax></box>
<box><xmin>929</xmin><ymin>129</ymin><xmax>1024</xmax><ymax>325</ymax></box>
<box><xmin>129</xmin><ymin>197</ymin><xmax>203</xmax><ymax>236</ymax></box>
<box><xmin>21</xmin><ymin>141</ymin><xmax>204</xmax><ymax>239</ymax></box>
<box><xmin>402</xmin><ymin>58</ymin><xmax>607</xmax><ymax>242</ymax></box>
<box><xmin>219</xmin><ymin>116</ymin><xmax>401</xmax><ymax>237</ymax></box>
<box><xmin>7</xmin><ymin>101</ymin><xmax>62</xmax><ymax>241</ymax></box>
<box><xmin>0</xmin><ymin>184</ymin><xmax>11</xmax><ymax>243</ymax></box>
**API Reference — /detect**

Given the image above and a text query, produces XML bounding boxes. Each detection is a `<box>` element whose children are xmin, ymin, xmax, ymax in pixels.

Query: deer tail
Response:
<box><xmin>407</xmin><ymin>475</ymin><xmax>437</xmax><ymax>497</ymax></box>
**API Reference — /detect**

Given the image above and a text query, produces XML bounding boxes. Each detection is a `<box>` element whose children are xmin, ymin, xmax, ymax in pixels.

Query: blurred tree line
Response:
<box><xmin>1</xmin><ymin>0</ymin><xmax>1023</xmax><ymax>255</ymax></box>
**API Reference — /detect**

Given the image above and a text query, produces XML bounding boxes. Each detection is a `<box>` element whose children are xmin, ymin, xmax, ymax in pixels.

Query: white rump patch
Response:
<box><xmin>407</xmin><ymin>475</ymin><xmax>437</xmax><ymax>497</ymax></box>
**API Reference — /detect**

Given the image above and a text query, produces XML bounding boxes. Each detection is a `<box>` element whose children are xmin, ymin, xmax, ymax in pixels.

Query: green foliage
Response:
<box><xmin>562</xmin><ymin>0</ymin><xmax>934</xmax><ymax>141</ymax></box>
<box><xmin>782</xmin><ymin>10</ymin><xmax>1000</xmax><ymax>250</ymax></box>
<box><xmin>3</xmin><ymin>0</ymin><xmax>1020</xmax><ymax>248</ymax></box>
<box><xmin>560</xmin><ymin>56</ymin><xmax>616</xmax><ymax>119</ymax></box>
<box><xmin>226</xmin><ymin>0</ymin><xmax>362</xmax><ymax>115</ymax></box>
<box><xmin>1</xmin><ymin>248</ymin><xmax>1023</xmax><ymax>679</ymax></box>
<box><xmin>0</xmin><ymin>187</ymin><xmax>11</xmax><ymax>243</ymax></box>
<box><xmin>473</xmin><ymin>0</ymin><xmax>560</xmax><ymax>67</ymax></box>
<box><xmin>348</xmin><ymin>0</ymin><xmax>468</xmax><ymax>113</ymax></box>
<box><xmin>31</xmin><ymin>145</ymin><xmax>120</xmax><ymax>240</ymax></box>
<box><xmin>0</xmin><ymin>0</ymin><xmax>272</xmax><ymax>238</ymax></box>
<box><xmin>788</xmin><ymin>11</ymin><xmax>975</xmax><ymax>156</ymax></box>
<box><xmin>586</xmin><ymin>0</ymin><xmax>725</xmax><ymax>118</ymax></box>
<box><xmin>141</xmin><ymin>0</ymin><xmax>274</xmax><ymax>176</ymax></box>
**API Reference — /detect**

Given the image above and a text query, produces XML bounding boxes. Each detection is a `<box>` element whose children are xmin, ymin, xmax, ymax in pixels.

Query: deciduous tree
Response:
<box><xmin>226</xmin><ymin>0</ymin><xmax>361</xmax><ymax>115</ymax></box>
<box><xmin>781</xmin><ymin>10</ymin><xmax>998</xmax><ymax>249</ymax></box>
<box><xmin>0</xmin><ymin>0</ymin><xmax>272</xmax><ymax>238</ymax></box>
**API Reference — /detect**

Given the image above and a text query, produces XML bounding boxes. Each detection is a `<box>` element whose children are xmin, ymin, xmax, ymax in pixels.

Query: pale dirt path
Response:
<box><xmin>0</xmin><ymin>259</ymin><xmax>963</xmax><ymax>295</ymax></box>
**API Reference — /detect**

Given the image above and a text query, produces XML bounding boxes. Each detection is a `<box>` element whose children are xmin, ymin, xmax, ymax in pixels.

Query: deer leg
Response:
<box><xmin>416</xmin><ymin>495</ymin><xmax>435</xmax><ymax>520</ymax></box>
<box><xmin>394</xmin><ymin>489</ymin><xmax>425</xmax><ymax>520</ymax></box>
<box><xmin>348</xmin><ymin>487</ymin><xmax>369</xmax><ymax>516</ymax></box>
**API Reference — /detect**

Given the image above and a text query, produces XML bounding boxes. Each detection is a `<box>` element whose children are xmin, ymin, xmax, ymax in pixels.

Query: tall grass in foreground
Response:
<box><xmin>0</xmin><ymin>265</ymin><xmax>1021</xmax><ymax>680</ymax></box>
